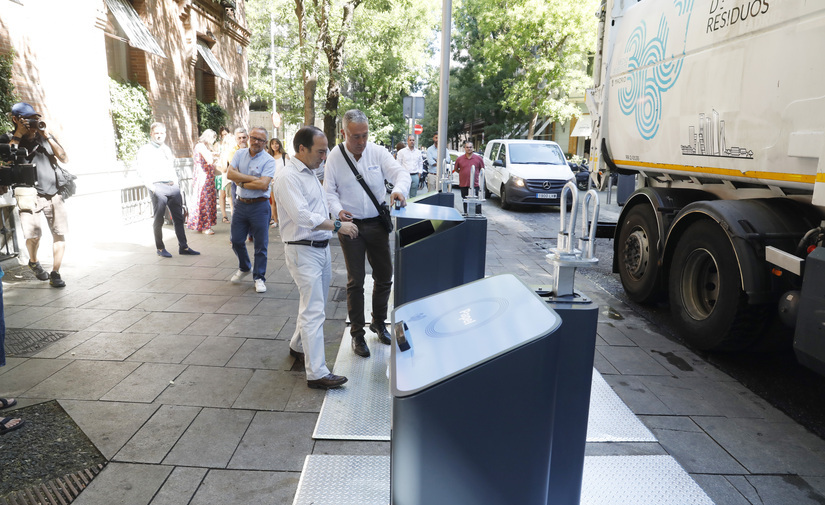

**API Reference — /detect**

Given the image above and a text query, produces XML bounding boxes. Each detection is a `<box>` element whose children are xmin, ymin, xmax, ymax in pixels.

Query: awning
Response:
<box><xmin>105</xmin><ymin>0</ymin><xmax>166</xmax><ymax>58</ymax></box>
<box><xmin>196</xmin><ymin>41</ymin><xmax>232</xmax><ymax>81</ymax></box>
<box><xmin>571</xmin><ymin>114</ymin><xmax>592</xmax><ymax>137</ymax></box>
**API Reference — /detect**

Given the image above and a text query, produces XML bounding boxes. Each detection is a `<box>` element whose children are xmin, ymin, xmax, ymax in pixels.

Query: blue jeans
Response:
<box><xmin>409</xmin><ymin>174</ymin><xmax>419</xmax><ymax>198</ymax></box>
<box><xmin>230</xmin><ymin>200</ymin><xmax>270</xmax><ymax>281</ymax></box>
<box><xmin>0</xmin><ymin>275</ymin><xmax>5</xmax><ymax>367</ymax></box>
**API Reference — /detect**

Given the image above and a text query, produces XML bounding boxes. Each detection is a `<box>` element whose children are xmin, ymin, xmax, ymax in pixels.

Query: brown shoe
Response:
<box><xmin>307</xmin><ymin>373</ymin><xmax>348</xmax><ymax>390</ymax></box>
<box><xmin>289</xmin><ymin>348</ymin><xmax>304</xmax><ymax>362</ymax></box>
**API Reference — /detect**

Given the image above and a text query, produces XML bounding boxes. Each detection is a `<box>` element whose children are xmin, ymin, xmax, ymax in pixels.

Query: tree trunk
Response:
<box><xmin>324</xmin><ymin>78</ymin><xmax>340</xmax><ymax>147</ymax></box>
<box><xmin>527</xmin><ymin>111</ymin><xmax>539</xmax><ymax>140</ymax></box>
<box><xmin>304</xmin><ymin>75</ymin><xmax>317</xmax><ymax>127</ymax></box>
<box><xmin>295</xmin><ymin>0</ymin><xmax>315</xmax><ymax>126</ymax></box>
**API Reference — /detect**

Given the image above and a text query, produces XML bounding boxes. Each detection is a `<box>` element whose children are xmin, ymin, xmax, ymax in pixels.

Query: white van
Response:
<box><xmin>483</xmin><ymin>139</ymin><xmax>575</xmax><ymax>209</ymax></box>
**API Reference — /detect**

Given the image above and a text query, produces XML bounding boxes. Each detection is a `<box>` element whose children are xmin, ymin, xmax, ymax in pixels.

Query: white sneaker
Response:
<box><xmin>255</xmin><ymin>279</ymin><xmax>267</xmax><ymax>293</ymax></box>
<box><xmin>231</xmin><ymin>270</ymin><xmax>250</xmax><ymax>283</ymax></box>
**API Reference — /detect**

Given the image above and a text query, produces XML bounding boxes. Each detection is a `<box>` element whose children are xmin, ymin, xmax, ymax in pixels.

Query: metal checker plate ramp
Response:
<box><xmin>588</xmin><ymin>369</ymin><xmax>657</xmax><ymax>442</ymax></box>
<box><xmin>292</xmin><ymin>455</ymin><xmax>390</xmax><ymax>505</ymax></box>
<box><xmin>581</xmin><ymin>455</ymin><xmax>715</xmax><ymax>505</ymax></box>
<box><xmin>313</xmin><ymin>328</ymin><xmax>391</xmax><ymax>440</ymax></box>
<box><xmin>292</xmin><ymin>455</ymin><xmax>713</xmax><ymax>505</ymax></box>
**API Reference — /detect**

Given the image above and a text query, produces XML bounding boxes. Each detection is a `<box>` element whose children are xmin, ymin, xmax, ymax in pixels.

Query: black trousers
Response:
<box><xmin>459</xmin><ymin>186</ymin><xmax>482</xmax><ymax>214</ymax></box>
<box><xmin>151</xmin><ymin>183</ymin><xmax>188</xmax><ymax>251</ymax></box>
<box><xmin>338</xmin><ymin>219</ymin><xmax>392</xmax><ymax>337</ymax></box>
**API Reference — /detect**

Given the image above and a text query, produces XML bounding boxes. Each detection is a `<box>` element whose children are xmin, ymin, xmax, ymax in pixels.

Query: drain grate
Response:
<box><xmin>0</xmin><ymin>464</ymin><xmax>106</xmax><ymax>505</ymax></box>
<box><xmin>5</xmin><ymin>329</ymin><xmax>74</xmax><ymax>356</ymax></box>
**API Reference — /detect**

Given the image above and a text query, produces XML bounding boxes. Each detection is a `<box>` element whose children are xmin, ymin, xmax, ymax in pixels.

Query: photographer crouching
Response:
<box><xmin>0</xmin><ymin>102</ymin><xmax>68</xmax><ymax>287</ymax></box>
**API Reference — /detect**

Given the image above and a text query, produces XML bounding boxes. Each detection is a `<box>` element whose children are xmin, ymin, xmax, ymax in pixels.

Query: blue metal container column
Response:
<box><xmin>390</xmin><ymin>275</ymin><xmax>594</xmax><ymax>505</ymax></box>
<box><xmin>392</xmin><ymin>202</ymin><xmax>487</xmax><ymax>306</ymax></box>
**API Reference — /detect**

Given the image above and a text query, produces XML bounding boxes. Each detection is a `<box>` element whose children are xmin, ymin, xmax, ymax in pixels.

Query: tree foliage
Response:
<box><xmin>0</xmin><ymin>51</ymin><xmax>18</xmax><ymax>134</ymax></box>
<box><xmin>197</xmin><ymin>100</ymin><xmax>229</xmax><ymax>135</ymax></box>
<box><xmin>245</xmin><ymin>0</ymin><xmax>439</xmax><ymax>146</ymax></box>
<box><xmin>452</xmin><ymin>0</ymin><xmax>597</xmax><ymax>139</ymax></box>
<box><xmin>109</xmin><ymin>78</ymin><xmax>152</xmax><ymax>162</ymax></box>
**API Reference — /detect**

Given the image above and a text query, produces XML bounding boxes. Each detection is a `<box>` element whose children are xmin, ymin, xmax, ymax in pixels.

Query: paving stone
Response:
<box><xmin>219</xmin><ymin>314</ymin><xmax>287</xmax><ymax>339</ymax></box>
<box><xmin>225</xmin><ymin>339</ymin><xmax>293</xmax><ymax>370</ymax></box>
<box><xmin>155</xmin><ymin>365</ymin><xmax>253</xmax><ymax>407</ymax></box>
<box><xmin>645</xmin><ymin>348</ymin><xmax>738</xmax><ymax>381</ymax></box>
<box><xmin>61</xmin><ymin>400</ymin><xmax>159</xmax><ymax>459</ymax></box>
<box><xmin>249</xmin><ymin>298</ymin><xmax>300</xmax><ymax>317</ymax></box>
<box><xmin>694</xmin><ymin>416</ymin><xmax>825</xmax><ymax>475</ymax></box>
<box><xmin>649</xmin><ymin>423</ymin><xmax>748</xmax><ymax>474</ymax></box>
<box><xmin>232</xmin><ymin>369</ymin><xmax>298</xmax><ymax>411</ymax></box>
<box><xmin>597</xmin><ymin>345</ymin><xmax>672</xmax><ymax>375</ymax></box>
<box><xmin>690</xmin><ymin>475</ymin><xmax>755</xmax><ymax>505</ymax></box>
<box><xmin>116</xmin><ymin>405</ymin><xmax>202</xmax><ymax>463</ymax></box>
<box><xmin>285</xmin><ymin>375</ymin><xmax>326</xmax><ymax>412</ymax></box>
<box><xmin>4</xmin><ymin>305</ymin><xmax>64</xmax><ymax>327</ymax></box>
<box><xmin>602</xmin><ymin>374</ymin><xmax>673</xmax><ymax>415</ymax></box>
<box><xmin>163</xmin><ymin>407</ymin><xmax>254</xmax><ymax>467</ymax></box>
<box><xmin>101</xmin><ymin>363</ymin><xmax>187</xmax><ymax>403</ymax></box>
<box><xmin>167</xmin><ymin>279</ymin><xmax>227</xmax><ymax>295</ymax></box>
<box><xmin>597</xmin><ymin>322</ymin><xmax>635</xmax><ymax>346</ymax></box>
<box><xmin>228</xmin><ymin>411</ymin><xmax>317</xmax><ymax>471</ymax></box>
<box><xmin>138</xmin><ymin>277</ymin><xmax>186</xmax><ymax>293</ymax></box>
<box><xmin>83</xmin><ymin>310</ymin><xmax>152</xmax><ymax>332</ymax></box>
<box><xmin>58</xmin><ymin>332</ymin><xmax>156</xmax><ymax>361</ymax></box>
<box><xmin>1</xmin><ymin>358</ymin><xmax>72</xmax><ymax>396</ymax></box>
<box><xmin>133</xmin><ymin>293</ymin><xmax>185</xmax><ymax>311</ymax></box>
<box><xmin>189</xmin><ymin>469</ymin><xmax>299</xmax><ymax>505</ymax></box>
<box><xmin>149</xmin><ymin>466</ymin><xmax>208</xmax><ymax>505</ymax></box>
<box><xmin>639</xmin><ymin>415</ymin><xmax>704</xmax><ymax>433</ymax></box>
<box><xmin>181</xmin><ymin>313</ymin><xmax>238</xmax><ymax>336</ymax></box>
<box><xmin>313</xmin><ymin>440</ymin><xmax>392</xmax><ymax>456</ymax></box>
<box><xmin>80</xmin><ymin>291</ymin><xmax>153</xmax><ymax>310</ymax></box>
<box><xmin>25</xmin><ymin>307</ymin><xmax>115</xmax><ymax>331</ymax></box>
<box><xmin>125</xmin><ymin>311</ymin><xmax>201</xmax><ymax>334</ymax></box>
<box><xmin>164</xmin><ymin>294</ymin><xmax>228</xmax><ymax>313</ymax></box>
<box><xmin>181</xmin><ymin>336</ymin><xmax>245</xmax><ymax>366</ymax></box>
<box><xmin>593</xmin><ymin>350</ymin><xmax>619</xmax><ymax>375</ymax></box>
<box><xmin>128</xmin><ymin>334</ymin><xmax>206</xmax><ymax>363</ymax></box>
<box><xmin>25</xmin><ymin>360</ymin><xmax>140</xmax><ymax>400</ymax></box>
<box><xmin>27</xmin><ymin>330</ymin><xmax>98</xmax><ymax>359</ymax></box>
<box><xmin>584</xmin><ymin>442</ymin><xmax>667</xmax><ymax>457</ymax></box>
<box><xmin>48</xmin><ymin>287</ymin><xmax>110</xmax><ymax>308</ymax></box>
<box><xmin>71</xmin><ymin>462</ymin><xmax>172</xmax><ymax>505</ymax></box>
<box><xmin>2</xmin><ymin>286</ymin><xmax>66</xmax><ymax>306</ymax></box>
<box><xmin>215</xmin><ymin>296</ymin><xmax>262</xmax><ymax>315</ymax></box>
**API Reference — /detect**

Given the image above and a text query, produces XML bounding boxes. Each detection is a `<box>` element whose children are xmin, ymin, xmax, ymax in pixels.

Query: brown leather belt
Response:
<box><xmin>285</xmin><ymin>239</ymin><xmax>329</xmax><ymax>248</ymax></box>
<box><xmin>237</xmin><ymin>197</ymin><xmax>268</xmax><ymax>204</ymax></box>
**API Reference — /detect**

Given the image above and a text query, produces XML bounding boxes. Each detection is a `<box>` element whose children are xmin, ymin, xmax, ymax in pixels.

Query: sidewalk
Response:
<box><xmin>1</xmin><ymin>191</ymin><xmax>825</xmax><ymax>505</ymax></box>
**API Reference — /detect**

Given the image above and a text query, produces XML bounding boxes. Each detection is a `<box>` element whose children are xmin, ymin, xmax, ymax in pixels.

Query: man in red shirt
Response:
<box><xmin>453</xmin><ymin>141</ymin><xmax>484</xmax><ymax>213</ymax></box>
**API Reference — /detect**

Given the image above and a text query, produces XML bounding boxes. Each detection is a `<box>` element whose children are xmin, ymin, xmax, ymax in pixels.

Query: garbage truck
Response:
<box><xmin>586</xmin><ymin>0</ymin><xmax>825</xmax><ymax>373</ymax></box>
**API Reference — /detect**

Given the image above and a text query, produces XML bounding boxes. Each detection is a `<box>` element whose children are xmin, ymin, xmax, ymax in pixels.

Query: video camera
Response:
<box><xmin>0</xmin><ymin>144</ymin><xmax>39</xmax><ymax>187</ymax></box>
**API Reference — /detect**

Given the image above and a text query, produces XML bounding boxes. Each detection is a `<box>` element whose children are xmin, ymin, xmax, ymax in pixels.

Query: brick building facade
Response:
<box><xmin>1</xmin><ymin>0</ymin><xmax>250</xmax><ymax>183</ymax></box>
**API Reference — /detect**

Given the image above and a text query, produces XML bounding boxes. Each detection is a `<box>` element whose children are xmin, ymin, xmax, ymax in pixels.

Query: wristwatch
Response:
<box><xmin>333</xmin><ymin>219</ymin><xmax>342</xmax><ymax>233</ymax></box>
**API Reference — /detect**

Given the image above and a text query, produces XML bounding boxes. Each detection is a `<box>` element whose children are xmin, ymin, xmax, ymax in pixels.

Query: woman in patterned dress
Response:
<box><xmin>187</xmin><ymin>129</ymin><xmax>218</xmax><ymax>235</ymax></box>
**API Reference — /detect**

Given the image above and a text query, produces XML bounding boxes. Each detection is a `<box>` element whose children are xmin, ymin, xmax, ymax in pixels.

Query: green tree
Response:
<box><xmin>109</xmin><ymin>78</ymin><xmax>152</xmax><ymax>162</ymax></box>
<box><xmin>0</xmin><ymin>51</ymin><xmax>18</xmax><ymax>133</ymax></box>
<box><xmin>457</xmin><ymin>0</ymin><xmax>597</xmax><ymax>139</ymax></box>
<box><xmin>196</xmin><ymin>100</ymin><xmax>229</xmax><ymax>134</ymax></box>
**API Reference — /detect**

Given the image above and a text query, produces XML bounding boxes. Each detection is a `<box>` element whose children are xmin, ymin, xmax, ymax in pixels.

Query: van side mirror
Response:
<box><xmin>493</xmin><ymin>159</ymin><xmax>504</xmax><ymax>167</ymax></box>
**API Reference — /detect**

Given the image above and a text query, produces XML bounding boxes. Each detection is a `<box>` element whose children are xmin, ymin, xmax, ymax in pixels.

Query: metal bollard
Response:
<box><xmin>546</xmin><ymin>182</ymin><xmax>599</xmax><ymax>300</ymax></box>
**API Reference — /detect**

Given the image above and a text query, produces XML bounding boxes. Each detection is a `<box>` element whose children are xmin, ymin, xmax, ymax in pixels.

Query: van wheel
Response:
<box><xmin>484</xmin><ymin>185</ymin><xmax>492</xmax><ymax>199</ymax></box>
<box><xmin>500</xmin><ymin>185</ymin><xmax>511</xmax><ymax>210</ymax></box>
<box><xmin>617</xmin><ymin>204</ymin><xmax>662</xmax><ymax>303</ymax></box>
<box><xmin>668</xmin><ymin>220</ymin><xmax>764</xmax><ymax>351</ymax></box>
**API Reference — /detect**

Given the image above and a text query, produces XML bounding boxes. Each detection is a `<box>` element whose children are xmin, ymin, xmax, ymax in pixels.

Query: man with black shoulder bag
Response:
<box><xmin>324</xmin><ymin>109</ymin><xmax>410</xmax><ymax>358</ymax></box>
<box><xmin>1</xmin><ymin>102</ymin><xmax>70</xmax><ymax>287</ymax></box>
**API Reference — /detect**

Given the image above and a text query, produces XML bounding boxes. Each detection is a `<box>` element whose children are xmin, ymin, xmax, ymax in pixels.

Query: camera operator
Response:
<box><xmin>0</xmin><ymin>102</ymin><xmax>68</xmax><ymax>287</ymax></box>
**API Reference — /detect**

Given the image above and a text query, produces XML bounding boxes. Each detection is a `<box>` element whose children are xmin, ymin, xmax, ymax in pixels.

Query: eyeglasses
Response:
<box><xmin>249</xmin><ymin>136</ymin><xmax>267</xmax><ymax>143</ymax></box>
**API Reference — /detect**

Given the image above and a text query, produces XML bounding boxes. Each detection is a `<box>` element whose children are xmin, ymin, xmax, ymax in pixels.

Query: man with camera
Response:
<box><xmin>1</xmin><ymin>102</ymin><xmax>68</xmax><ymax>287</ymax></box>
<box><xmin>324</xmin><ymin>109</ymin><xmax>409</xmax><ymax>358</ymax></box>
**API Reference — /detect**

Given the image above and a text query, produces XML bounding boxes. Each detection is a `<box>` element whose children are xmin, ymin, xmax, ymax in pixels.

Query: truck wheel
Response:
<box><xmin>668</xmin><ymin>220</ymin><xmax>761</xmax><ymax>351</ymax></box>
<box><xmin>500</xmin><ymin>185</ymin><xmax>511</xmax><ymax>210</ymax></box>
<box><xmin>617</xmin><ymin>204</ymin><xmax>661</xmax><ymax>303</ymax></box>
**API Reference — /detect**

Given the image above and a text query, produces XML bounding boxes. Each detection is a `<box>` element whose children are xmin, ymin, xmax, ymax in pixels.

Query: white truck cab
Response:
<box><xmin>483</xmin><ymin>139</ymin><xmax>574</xmax><ymax>209</ymax></box>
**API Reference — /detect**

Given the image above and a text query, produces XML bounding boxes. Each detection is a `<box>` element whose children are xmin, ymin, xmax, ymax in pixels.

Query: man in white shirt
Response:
<box><xmin>425</xmin><ymin>133</ymin><xmax>445</xmax><ymax>192</ymax></box>
<box><xmin>136</xmin><ymin>122</ymin><xmax>199</xmax><ymax>258</ymax></box>
<box><xmin>273</xmin><ymin>126</ymin><xmax>358</xmax><ymax>389</ymax></box>
<box><xmin>325</xmin><ymin>109</ymin><xmax>410</xmax><ymax>358</ymax></box>
<box><xmin>397</xmin><ymin>134</ymin><xmax>423</xmax><ymax>197</ymax></box>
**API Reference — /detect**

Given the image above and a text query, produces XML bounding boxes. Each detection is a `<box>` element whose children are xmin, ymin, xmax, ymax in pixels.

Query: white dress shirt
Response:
<box><xmin>397</xmin><ymin>146</ymin><xmax>422</xmax><ymax>174</ymax></box>
<box><xmin>272</xmin><ymin>157</ymin><xmax>332</xmax><ymax>242</ymax></box>
<box><xmin>325</xmin><ymin>142</ymin><xmax>411</xmax><ymax>219</ymax></box>
<box><xmin>136</xmin><ymin>141</ymin><xmax>177</xmax><ymax>189</ymax></box>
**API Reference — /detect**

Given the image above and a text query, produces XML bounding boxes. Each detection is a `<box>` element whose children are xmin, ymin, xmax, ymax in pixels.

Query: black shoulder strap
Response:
<box><xmin>338</xmin><ymin>143</ymin><xmax>384</xmax><ymax>213</ymax></box>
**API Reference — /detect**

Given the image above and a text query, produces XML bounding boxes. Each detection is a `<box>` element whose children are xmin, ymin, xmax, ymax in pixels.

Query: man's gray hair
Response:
<box><xmin>150</xmin><ymin>122</ymin><xmax>165</xmax><ymax>133</ymax></box>
<box><xmin>234</xmin><ymin>127</ymin><xmax>247</xmax><ymax>135</ymax></box>
<box><xmin>342</xmin><ymin>109</ymin><xmax>368</xmax><ymax>132</ymax></box>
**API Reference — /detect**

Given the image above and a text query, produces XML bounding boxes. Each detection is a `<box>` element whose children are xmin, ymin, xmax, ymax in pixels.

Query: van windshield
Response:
<box><xmin>508</xmin><ymin>143</ymin><xmax>567</xmax><ymax>165</ymax></box>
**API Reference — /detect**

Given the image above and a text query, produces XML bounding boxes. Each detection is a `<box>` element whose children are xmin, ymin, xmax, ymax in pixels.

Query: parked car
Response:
<box><xmin>483</xmin><ymin>139</ymin><xmax>575</xmax><ymax>209</ymax></box>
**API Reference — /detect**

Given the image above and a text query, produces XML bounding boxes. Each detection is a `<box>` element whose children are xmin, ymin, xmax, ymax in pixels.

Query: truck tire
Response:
<box><xmin>500</xmin><ymin>185</ymin><xmax>512</xmax><ymax>210</ymax></box>
<box><xmin>617</xmin><ymin>204</ymin><xmax>661</xmax><ymax>303</ymax></box>
<box><xmin>668</xmin><ymin>220</ymin><xmax>762</xmax><ymax>351</ymax></box>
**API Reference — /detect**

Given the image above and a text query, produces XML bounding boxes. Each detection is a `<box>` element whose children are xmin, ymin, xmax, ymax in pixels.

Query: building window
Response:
<box><xmin>195</xmin><ymin>53</ymin><xmax>217</xmax><ymax>103</ymax></box>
